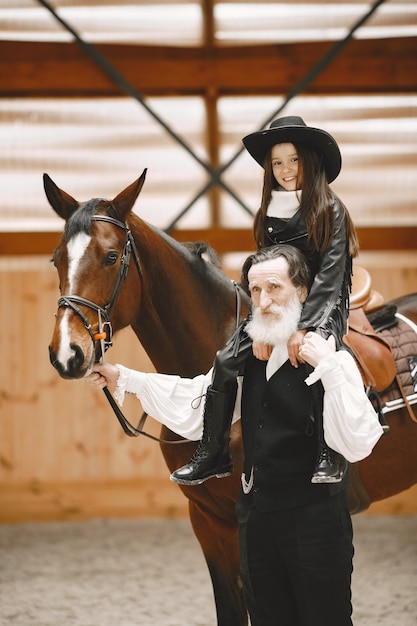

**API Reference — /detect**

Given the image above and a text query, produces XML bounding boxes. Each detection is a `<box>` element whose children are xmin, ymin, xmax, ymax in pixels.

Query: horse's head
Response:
<box><xmin>46</xmin><ymin>170</ymin><xmax>147</xmax><ymax>379</ymax></box>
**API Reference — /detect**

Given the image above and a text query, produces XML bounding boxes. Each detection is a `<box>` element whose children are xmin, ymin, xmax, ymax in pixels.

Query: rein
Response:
<box><xmin>101</xmin><ymin>279</ymin><xmax>245</xmax><ymax>441</ymax></box>
<box><xmin>57</xmin><ymin>214</ymin><xmax>244</xmax><ymax>444</ymax></box>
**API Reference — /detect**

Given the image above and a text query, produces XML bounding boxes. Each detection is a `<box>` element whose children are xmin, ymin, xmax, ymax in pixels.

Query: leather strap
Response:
<box><xmin>103</xmin><ymin>387</ymin><xmax>192</xmax><ymax>443</ymax></box>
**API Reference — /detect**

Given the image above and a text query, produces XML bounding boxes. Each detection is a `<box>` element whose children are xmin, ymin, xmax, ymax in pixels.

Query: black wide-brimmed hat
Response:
<box><xmin>242</xmin><ymin>115</ymin><xmax>341</xmax><ymax>183</ymax></box>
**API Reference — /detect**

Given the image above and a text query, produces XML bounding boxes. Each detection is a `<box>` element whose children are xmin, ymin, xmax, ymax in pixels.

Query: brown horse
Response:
<box><xmin>45</xmin><ymin>171</ymin><xmax>417</xmax><ymax>626</ymax></box>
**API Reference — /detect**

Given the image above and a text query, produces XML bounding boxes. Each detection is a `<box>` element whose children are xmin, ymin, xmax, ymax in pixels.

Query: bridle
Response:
<box><xmin>56</xmin><ymin>213</ymin><xmax>245</xmax><ymax>443</ymax></box>
<box><xmin>56</xmin><ymin>213</ymin><xmax>163</xmax><ymax>442</ymax></box>
<box><xmin>57</xmin><ymin>214</ymin><xmax>142</xmax><ymax>355</ymax></box>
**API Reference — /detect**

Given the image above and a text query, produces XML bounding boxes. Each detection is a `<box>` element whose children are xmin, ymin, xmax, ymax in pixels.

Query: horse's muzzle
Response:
<box><xmin>49</xmin><ymin>343</ymin><xmax>89</xmax><ymax>380</ymax></box>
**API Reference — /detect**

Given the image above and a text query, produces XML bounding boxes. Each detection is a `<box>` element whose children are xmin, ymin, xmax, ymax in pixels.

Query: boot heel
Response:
<box><xmin>311</xmin><ymin>444</ymin><xmax>347</xmax><ymax>484</ymax></box>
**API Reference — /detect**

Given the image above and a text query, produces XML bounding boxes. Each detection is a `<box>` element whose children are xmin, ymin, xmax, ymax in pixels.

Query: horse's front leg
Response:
<box><xmin>188</xmin><ymin>500</ymin><xmax>248</xmax><ymax>626</ymax></box>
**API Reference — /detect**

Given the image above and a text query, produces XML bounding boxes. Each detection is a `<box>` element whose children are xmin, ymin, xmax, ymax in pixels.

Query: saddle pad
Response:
<box><xmin>378</xmin><ymin>317</ymin><xmax>417</xmax><ymax>402</ymax></box>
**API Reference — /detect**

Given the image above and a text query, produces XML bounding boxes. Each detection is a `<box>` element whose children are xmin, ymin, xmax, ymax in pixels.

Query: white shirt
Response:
<box><xmin>114</xmin><ymin>351</ymin><xmax>383</xmax><ymax>463</ymax></box>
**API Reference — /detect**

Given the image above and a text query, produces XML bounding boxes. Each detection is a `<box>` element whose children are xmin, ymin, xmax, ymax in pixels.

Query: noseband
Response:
<box><xmin>57</xmin><ymin>214</ymin><xmax>142</xmax><ymax>356</ymax></box>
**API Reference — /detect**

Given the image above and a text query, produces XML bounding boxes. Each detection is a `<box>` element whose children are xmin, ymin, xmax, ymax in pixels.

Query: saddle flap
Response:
<box><xmin>345</xmin><ymin>308</ymin><xmax>397</xmax><ymax>392</ymax></box>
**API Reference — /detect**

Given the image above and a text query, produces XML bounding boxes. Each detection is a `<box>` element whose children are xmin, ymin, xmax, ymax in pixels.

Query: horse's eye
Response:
<box><xmin>51</xmin><ymin>248</ymin><xmax>60</xmax><ymax>267</ymax></box>
<box><xmin>104</xmin><ymin>251</ymin><xmax>119</xmax><ymax>266</ymax></box>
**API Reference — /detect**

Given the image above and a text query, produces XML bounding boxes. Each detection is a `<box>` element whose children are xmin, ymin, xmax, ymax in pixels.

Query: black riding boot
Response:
<box><xmin>311</xmin><ymin>382</ymin><xmax>347</xmax><ymax>484</ymax></box>
<box><xmin>170</xmin><ymin>384</ymin><xmax>237</xmax><ymax>486</ymax></box>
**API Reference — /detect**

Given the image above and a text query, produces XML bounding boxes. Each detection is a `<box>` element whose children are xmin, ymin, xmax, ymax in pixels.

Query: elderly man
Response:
<box><xmin>87</xmin><ymin>244</ymin><xmax>382</xmax><ymax>626</ymax></box>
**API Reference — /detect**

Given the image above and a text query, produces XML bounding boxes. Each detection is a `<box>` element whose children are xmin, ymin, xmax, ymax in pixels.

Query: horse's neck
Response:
<box><xmin>132</xmin><ymin>287</ymin><xmax>227</xmax><ymax>377</ymax></box>
<box><xmin>129</xmin><ymin>221</ymin><xmax>240</xmax><ymax>376</ymax></box>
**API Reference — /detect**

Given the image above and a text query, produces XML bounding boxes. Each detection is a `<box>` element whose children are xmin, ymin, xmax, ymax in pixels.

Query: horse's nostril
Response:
<box><xmin>66</xmin><ymin>343</ymin><xmax>86</xmax><ymax>379</ymax></box>
<box><xmin>69</xmin><ymin>343</ymin><xmax>83</xmax><ymax>362</ymax></box>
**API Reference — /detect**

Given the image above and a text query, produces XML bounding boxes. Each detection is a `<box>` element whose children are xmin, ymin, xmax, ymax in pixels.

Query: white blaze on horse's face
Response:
<box><xmin>56</xmin><ymin>232</ymin><xmax>92</xmax><ymax>368</ymax></box>
<box><xmin>67</xmin><ymin>232</ymin><xmax>91</xmax><ymax>289</ymax></box>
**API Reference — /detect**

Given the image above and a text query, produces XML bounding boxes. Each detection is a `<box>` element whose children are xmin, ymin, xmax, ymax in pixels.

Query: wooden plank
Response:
<box><xmin>0</xmin><ymin>38</ymin><xmax>415</xmax><ymax>97</ymax></box>
<box><xmin>1</xmin><ymin>478</ymin><xmax>415</xmax><ymax>523</ymax></box>
<box><xmin>1</xmin><ymin>475</ymin><xmax>416</xmax><ymax>522</ymax></box>
<box><xmin>1</xmin><ymin>226</ymin><xmax>417</xmax><ymax>256</ymax></box>
<box><xmin>0</xmin><ymin>479</ymin><xmax>189</xmax><ymax>523</ymax></box>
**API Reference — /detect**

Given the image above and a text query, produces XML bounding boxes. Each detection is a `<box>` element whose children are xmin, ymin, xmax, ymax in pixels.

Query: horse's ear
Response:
<box><xmin>43</xmin><ymin>173</ymin><xmax>80</xmax><ymax>221</ymax></box>
<box><xmin>112</xmin><ymin>169</ymin><xmax>147</xmax><ymax>219</ymax></box>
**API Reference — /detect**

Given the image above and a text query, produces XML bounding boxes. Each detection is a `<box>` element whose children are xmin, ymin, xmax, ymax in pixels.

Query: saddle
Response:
<box><xmin>344</xmin><ymin>266</ymin><xmax>397</xmax><ymax>393</ymax></box>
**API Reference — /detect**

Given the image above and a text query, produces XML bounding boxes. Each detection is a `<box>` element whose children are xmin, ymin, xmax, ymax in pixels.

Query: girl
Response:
<box><xmin>170</xmin><ymin>115</ymin><xmax>359</xmax><ymax>487</ymax></box>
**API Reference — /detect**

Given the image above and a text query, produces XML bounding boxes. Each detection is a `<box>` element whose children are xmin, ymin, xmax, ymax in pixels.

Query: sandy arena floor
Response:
<box><xmin>0</xmin><ymin>515</ymin><xmax>416</xmax><ymax>625</ymax></box>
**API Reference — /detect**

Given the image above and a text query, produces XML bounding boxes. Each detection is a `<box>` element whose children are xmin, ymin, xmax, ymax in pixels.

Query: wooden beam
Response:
<box><xmin>0</xmin><ymin>231</ymin><xmax>63</xmax><ymax>256</ymax></box>
<box><xmin>1</xmin><ymin>227</ymin><xmax>416</xmax><ymax>256</ymax></box>
<box><xmin>0</xmin><ymin>38</ymin><xmax>415</xmax><ymax>97</ymax></box>
<box><xmin>173</xmin><ymin>227</ymin><xmax>417</xmax><ymax>254</ymax></box>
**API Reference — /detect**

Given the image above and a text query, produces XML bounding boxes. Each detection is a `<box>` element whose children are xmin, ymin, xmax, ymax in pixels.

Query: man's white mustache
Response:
<box><xmin>260</xmin><ymin>303</ymin><xmax>283</xmax><ymax>315</ymax></box>
<box><xmin>246</xmin><ymin>294</ymin><xmax>302</xmax><ymax>348</ymax></box>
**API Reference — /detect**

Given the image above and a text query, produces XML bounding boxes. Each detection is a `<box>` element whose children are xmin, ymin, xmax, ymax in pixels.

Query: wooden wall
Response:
<box><xmin>1</xmin><ymin>251</ymin><xmax>417</xmax><ymax>523</ymax></box>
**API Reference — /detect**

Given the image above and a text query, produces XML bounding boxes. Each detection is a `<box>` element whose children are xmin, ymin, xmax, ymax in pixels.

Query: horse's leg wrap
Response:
<box><xmin>170</xmin><ymin>383</ymin><xmax>237</xmax><ymax>485</ymax></box>
<box><xmin>310</xmin><ymin>381</ymin><xmax>348</xmax><ymax>484</ymax></box>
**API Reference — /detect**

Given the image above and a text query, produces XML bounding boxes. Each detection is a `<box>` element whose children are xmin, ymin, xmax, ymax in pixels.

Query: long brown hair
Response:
<box><xmin>253</xmin><ymin>143</ymin><xmax>359</xmax><ymax>257</ymax></box>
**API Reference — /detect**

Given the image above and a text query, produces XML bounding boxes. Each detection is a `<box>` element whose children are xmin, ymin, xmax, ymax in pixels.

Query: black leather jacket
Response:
<box><xmin>211</xmin><ymin>197</ymin><xmax>352</xmax><ymax>388</ymax></box>
<box><xmin>264</xmin><ymin>197</ymin><xmax>351</xmax><ymax>341</ymax></box>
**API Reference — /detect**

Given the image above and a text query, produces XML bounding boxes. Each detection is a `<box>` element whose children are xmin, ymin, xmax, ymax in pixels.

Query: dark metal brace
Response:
<box><xmin>164</xmin><ymin>0</ymin><xmax>388</xmax><ymax>232</ymax></box>
<box><xmin>36</xmin><ymin>0</ymin><xmax>253</xmax><ymax>219</ymax></box>
<box><xmin>37</xmin><ymin>0</ymin><xmax>387</xmax><ymax>232</ymax></box>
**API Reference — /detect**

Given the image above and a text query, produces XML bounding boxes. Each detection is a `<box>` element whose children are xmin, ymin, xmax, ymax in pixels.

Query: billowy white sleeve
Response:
<box><xmin>113</xmin><ymin>365</ymin><xmax>241</xmax><ymax>441</ymax></box>
<box><xmin>305</xmin><ymin>351</ymin><xmax>384</xmax><ymax>462</ymax></box>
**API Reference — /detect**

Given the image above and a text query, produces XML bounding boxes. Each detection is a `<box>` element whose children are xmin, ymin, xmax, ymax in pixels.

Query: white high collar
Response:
<box><xmin>267</xmin><ymin>190</ymin><xmax>300</xmax><ymax>219</ymax></box>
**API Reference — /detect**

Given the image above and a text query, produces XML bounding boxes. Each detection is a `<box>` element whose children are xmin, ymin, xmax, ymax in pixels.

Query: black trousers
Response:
<box><xmin>237</xmin><ymin>491</ymin><xmax>354</xmax><ymax>626</ymax></box>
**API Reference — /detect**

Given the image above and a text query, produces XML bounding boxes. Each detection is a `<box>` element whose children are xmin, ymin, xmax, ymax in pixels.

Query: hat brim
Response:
<box><xmin>242</xmin><ymin>125</ymin><xmax>341</xmax><ymax>183</ymax></box>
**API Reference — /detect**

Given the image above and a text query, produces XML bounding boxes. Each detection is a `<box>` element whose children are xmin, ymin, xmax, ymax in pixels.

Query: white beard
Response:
<box><xmin>246</xmin><ymin>294</ymin><xmax>303</xmax><ymax>379</ymax></box>
<box><xmin>246</xmin><ymin>294</ymin><xmax>302</xmax><ymax>348</ymax></box>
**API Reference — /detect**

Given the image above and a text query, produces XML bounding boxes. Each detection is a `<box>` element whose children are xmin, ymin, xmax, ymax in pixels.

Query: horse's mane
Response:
<box><xmin>181</xmin><ymin>241</ymin><xmax>222</xmax><ymax>269</ymax></box>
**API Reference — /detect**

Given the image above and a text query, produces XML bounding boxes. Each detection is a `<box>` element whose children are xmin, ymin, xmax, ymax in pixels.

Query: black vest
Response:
<box><xmin>240</xmin><ymin>355</ymin><xmax>343</xmax><ymax>511</ymax></box>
